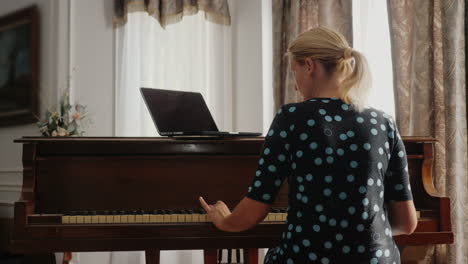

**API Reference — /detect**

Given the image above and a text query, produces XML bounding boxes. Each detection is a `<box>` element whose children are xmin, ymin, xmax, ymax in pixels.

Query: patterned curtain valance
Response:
<box><xmin>113</xmin><ymin>0</ymin><xmax>231</xmax><ymax>28</ymax></box>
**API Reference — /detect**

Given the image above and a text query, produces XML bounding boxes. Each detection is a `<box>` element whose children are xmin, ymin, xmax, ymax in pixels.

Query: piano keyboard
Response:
<box><xmin>27</xmin><ymin>208</ymin><xmax>288</xmax><ymax>225</ymax></box>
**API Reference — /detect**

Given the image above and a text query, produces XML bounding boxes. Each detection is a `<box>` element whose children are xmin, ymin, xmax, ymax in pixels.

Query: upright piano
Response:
<box><xmin>10</xmin><ymin>137</ymin><xmax>453</xmax><ymax>263</ymax></box>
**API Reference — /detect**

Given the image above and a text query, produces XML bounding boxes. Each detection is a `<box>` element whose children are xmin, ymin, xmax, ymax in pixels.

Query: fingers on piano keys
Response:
<box><xmin>31</xmin><ymin>208</ymin><xmax>288</xmax><ymax>225</ymax></box>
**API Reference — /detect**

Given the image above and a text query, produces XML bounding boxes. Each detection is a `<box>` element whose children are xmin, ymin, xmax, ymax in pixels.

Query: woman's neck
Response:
<box><xmin>304</xmin><ymin>77</ymin><xmax>341</xmax><ymax>100</ymax></box>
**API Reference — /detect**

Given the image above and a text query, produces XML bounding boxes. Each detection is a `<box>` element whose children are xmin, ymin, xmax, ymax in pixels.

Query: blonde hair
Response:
<box><xmin>287</xmin><ymin>27</ymin><xmax>371</xmax><ymax>112</ymax></box>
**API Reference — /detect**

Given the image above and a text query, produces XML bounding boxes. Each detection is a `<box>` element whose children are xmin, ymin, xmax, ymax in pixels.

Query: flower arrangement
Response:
<box><xmin>36</xmin><ymin>91</ymin><xmax>90</xmax><ymax>136</ymax></box>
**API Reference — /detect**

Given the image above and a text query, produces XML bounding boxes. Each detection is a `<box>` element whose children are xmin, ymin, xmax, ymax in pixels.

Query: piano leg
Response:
<box><xmin>145</xmin><ymin>250</ymin><xmax>160</xmax><ymax>264</ymax></box>
<box><xmin>62</xmin><ymin>252</ymin><xmax>72</xmax><ymax>264</ymax></box>
<box><xmin>203</xmin><ymin>249</ymin><xmax>217</xmax><ymax>263</ymax></box>
<box><xmin>243</xmin><ymin>248</ymin><xmax>258</xmax><ymax>264</ymax></box>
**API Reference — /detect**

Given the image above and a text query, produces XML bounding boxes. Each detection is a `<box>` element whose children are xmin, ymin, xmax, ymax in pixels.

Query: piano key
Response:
<box><xmin>62</xmin><ymin>215</ymin><xmax>70</xmax><ymax>224</ymax></box>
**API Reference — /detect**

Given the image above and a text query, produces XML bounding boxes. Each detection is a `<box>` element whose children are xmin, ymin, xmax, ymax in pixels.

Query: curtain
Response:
<box><xmin>113</xmin><ymin>0</ymin><xmax>231</xmax><ymax>28</ymax></box>
<box><xmin>271</xmin><ymin>0</ymin><xmax>353</xmax><ymax>111</ymax></box>
<box><xmin>387</xmin><ymin>0</ymin><xmax>467</xmax><ymax>263</ymax></box>
<box><xmin>115</xmin><ymin>11</ymin><xmax>232</xmax><ymax>137</ymax></box>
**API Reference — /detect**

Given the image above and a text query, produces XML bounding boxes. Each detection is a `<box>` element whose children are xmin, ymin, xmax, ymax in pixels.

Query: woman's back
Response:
<box><xmin>247</xmin><ymin>98</ymin><xmax>412</xmax><ymax>264</ymax></box>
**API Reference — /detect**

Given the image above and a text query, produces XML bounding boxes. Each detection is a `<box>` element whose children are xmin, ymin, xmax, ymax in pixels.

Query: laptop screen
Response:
<box><xmin>140</xmin><ymin>88</ymin><xmax>219</xmax><ymax>133</ymax></box>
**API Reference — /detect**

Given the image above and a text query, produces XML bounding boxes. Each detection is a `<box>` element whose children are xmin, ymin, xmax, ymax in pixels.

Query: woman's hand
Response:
<box><xmin>199</xmin><ymin>196</ymin><xmax>231</xmax><ymax>230</ymax></box>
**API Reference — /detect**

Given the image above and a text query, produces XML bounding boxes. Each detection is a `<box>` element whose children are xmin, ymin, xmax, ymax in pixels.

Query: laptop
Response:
<box><xmin>140</xmin><ymin>88</ymin><xmax>262</xmax><ymax>137</ymax></box>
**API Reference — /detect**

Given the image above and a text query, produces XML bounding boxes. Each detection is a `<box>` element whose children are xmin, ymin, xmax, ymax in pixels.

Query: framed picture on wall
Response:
<box><xmin>0</xmin><ymin>6</ymin><xmax>39</xmax><ymax>126</ymax></box>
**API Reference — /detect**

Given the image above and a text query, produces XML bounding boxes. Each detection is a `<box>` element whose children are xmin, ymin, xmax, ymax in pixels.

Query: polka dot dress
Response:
<box><xmin>247</xmin><ymin>98</ymin><xmax>413</xmax><ymax>264</ymax></box>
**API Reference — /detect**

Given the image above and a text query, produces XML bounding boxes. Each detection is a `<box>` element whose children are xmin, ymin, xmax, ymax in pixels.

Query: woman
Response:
<box><xmin>199</xmin><ymin>27</ymin><xmax>417</xmax><ymax>264</ymax></box>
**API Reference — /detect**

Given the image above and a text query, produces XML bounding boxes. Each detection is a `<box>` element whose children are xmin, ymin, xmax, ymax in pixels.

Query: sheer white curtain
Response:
<box><xmin>115</xmin><ymin>11</ymin><xmax>232</xmax><ymax>137</ymax></box>
<box><xmin>352</xmin><ymin>0</ymin><xmax>395</xmax><ymax>117</ymax></box>
<box><xmin>69</xmin><ymin>10</ymin><xmax>233</xmax><ymax>264</ymax></box>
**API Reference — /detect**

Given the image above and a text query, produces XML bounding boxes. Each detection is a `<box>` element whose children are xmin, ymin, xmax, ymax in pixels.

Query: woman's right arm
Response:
<box><xmin>387</xmin><ymin>200</ymin><xmax>418</xmax><ymax>236</ymax></box>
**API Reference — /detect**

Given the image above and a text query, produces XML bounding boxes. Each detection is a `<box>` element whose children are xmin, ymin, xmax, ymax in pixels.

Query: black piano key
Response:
<box><xmin>217</xmin><ymin>249</ymin><xmax>222</xmax><ymax>264</ymax></box>
<box><xmin>236</xmin><ymin>249</ymin><xmax>240</xmax><ymax>264</ymax></box>
<box><xmin>227</xmin><ymin>249</ymin><xmax>232</xmax><ymax>263</ymax></box>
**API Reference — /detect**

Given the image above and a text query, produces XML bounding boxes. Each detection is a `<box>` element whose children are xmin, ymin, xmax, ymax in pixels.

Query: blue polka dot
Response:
<box><xmin>319</xmin><ymin>109</ymin><xmax>327</xmax><ymax>115</ymax></box>
<box><xmin>339</xmin><ymin>134</ymin><xmax>348</xmax><ymax>140</ymax></box>
<box><xmin>287</xmin><ymin>232</ymin><xmax>292</xmax><ymax>239</ymax></box>
<box><xmin>291</xmin><ymin>163</ymin><xmax>297</xmax><ymax>169</ymax></box>
<box><xmin>287</xmin><ymin>258</ymin><xmax>294</xmax><ymax>264</ymax></box>
<box><xmin>336</xmin><ymin>233</ymin><xmax>343</xmax><ymax>241</ymax></box>
<box><xmin>348</xmin><ymin>206</ymin><xmax>356</xmax><ymax>214</ymax></box>
<box><xmin>296</xmin><ymin>151</ymin><xmax>303</xmax><ymax>158</ymax></box>
<box><xmin>324</xmin><ymin>175</ymin><xmax>333</xmax><ymax>183</ymax></box>
<box><xmin>326</xmin><ymin>156</ymin><xmax>334</xmax><ymax>164</ymax></box>
<box><xmin>370</xmin><ymin>258</ymin><xmax>378</xmax><ymax>264</ymax></box>
<box><xmin>308</xmin><ymin>252</ymin><xmax>317</xmax><ymax>261</ymax></box>
<box><xmin>357</xmin><ymin>117</ymin><xmax>364</xmax><ymax>123</ymax></box>
<box><xmin>262</xmin><ymin>194</ymin><xmax>271</xmax><ymax>200</ymax></box>
<box><xmin>297</xmin><ymin>176</ymin><xmax>303</xmax><ymax>183</ymax></box>
<box><xmin>377</xmin><ymin>162</ymin><xmax>383</xmax><ymax>169</ymax></box>
<box><xmin>325</xmin><ymin>116</ymin><xmax>333</xmax><ymax>122</ymax></box>
<box><xmin>350</xmin><ymin>144</ymin><xmax>358</xmax><ymax>151</ymax></box>
<box><xmin>278</xmin><ymin>154</ymin><xmax>286</xmax><ymax>161</ymax></box>
<box><xmin>306</xmin><ymin>174</ymin><xmax>313</xmax><ymax>181</ymax></box>
<box><xmin>319</xmin><ymin>215</ymin><xmax>327</xmax><ymax>222</ymax></box>
<box><xmin>328</xmin><ymin>218</ymin><xmax>337</xmax><ymax>226</ymax></box>
<box><xmin>395</xmin><ymin>184</ymin><xmax>404</xmax><ymax>191</ymax></box>
<box><xmin>357</xmin><ymin>224</ymin><xmax>365</xmax><ymax>232</ymax></box>
<box><xmin>376</xmin><ymin>249</ymin><xmax>383</xmax><ymax>257</ymax></box>
<box><xmin>255</xmin><ymin>170</ymin><xmax>261</xmax><ymax>176</ymax></box>
<box><xmin>347</xmin><ymin>131</ymin><xmax>355</xmax><ymax>137</ymax></box>
<box><xmin>315</xmin><ymin>204</ymin><xmax>324</xmax><ymax>212</ymax></box>
<box><xmin>248</xmin><ymin>186</ymin><xmax>252</xmax><ymax>192</ymax></box>
<box><xmin>277</xmin><ymin>108</ymin><xmax>282</xmax><ymax>114</ymax></box>
<box><xmin>371</xmin><ymin>128</ymin><xmax>378</xmax><ymax>135</ymax></box>
<box><xmin>300</xmin><ymin>133</ymin><xmax>308</xmax><ymax>140</ymax></box>
<box><xmin>322</xmin><ymin>99</ymin><xmax>330</xmax><ymax>103</ymax></box>
<box><xmin>289</xmin><ymin>124</ymin><xmax>295</xmax><ymax>131</ymax></box>
<box><xmin>313</xmin><ymin>224</ymin><xmax>321</xmax><ymax>232</ymax></box>
<box><xmin>337</xmin><ymin>148</ymin><xmax>345</xmax><ymax>156</ymax></box>
<box><xmin>340</xmin><ymin>220</ymin><xmax>349</xmax><ymax>228</ymax></box>
<box><xmin>303</xmin><ymin>239</ymin><xmax>311</xmax><ymax>247</ymax></box>
<box><xmin>315</xmin><ymin>158</ymin><xmax>323</xmax><ymax>165</ymax></box>
<box><xmin>388</xmin><ymin>131</ymin><xmax>395</xmax><ymax>138</ymax></box>
<box><xmin>371</xmin><ymin>111</ymin><xmax>378</xmax><ymax>117</ymax></box>
<box><xmin>298</xmin><ymin>185</ymin><xmax>305</xmax><ymax>192</ymax></box>
<box><xmin>342</xmin><ymin>246</ymin><xmax>351</xmax><ymax>253</ymax></box>
<box><xmin>384</xmin><ymin>249</ymin><xmax>390</xmax><ymax>257</ymax></box>
<box><xmin>359</xmin><ymin>186</ymin><xmax>367</xmax><ymax>194</ymax></box>
<box><xmin>325</xmin><ymin>147</ymin><xmax>333</xmax><ymax>154</ymax></box>
<box><xmin>381</xmin><ymin>124</ymin><xmax>386</xmax><ymax>131</ymax></box>
<box><xmin>323</xmin><ymin>188</ymin><xmax>332</xmax><ymax>196</ymax></box>
<box><xmin>292</xmin><ymin>245</ymin><xmax>300</xmax><ymax>253</ymax></box>
<box><xmin>398</xmin><ymin>151</ymin><xmax>404</xmax><ymax>157</ymax></box>
<box><xmin>378</xmin><ymin>148</ymin><xmax>384</xmax><ymax>154</ymax></box>
<box><xmin>358</xmin><ymin>245</ymin><xmax>366</xmax><ymax>253</ymax></box>
<box><xmin>347</xmin><ymin>175</ymin><xmax>355</xmax><ymax>182</ymax></box>
<box><xmin>321</xmin><ymin>257</ymin><xmax>330</xmax><ymax>264</ymax></box>
<box><xmin>362</xmin><ymin>198</ymin><xmax>369</xmax><ymax>206</ymax></box>
<box><xmin>362</xmin><ymin>212</ymin><xmax>369</xmax><ymax>220</ymax></box>
<box><xmin>296</xmin><ymin>211</ymin><xmax>302</xmax><ymax>218</ymax></box>
<box><xmin>339</xmin><ymin>192</ymin><xmax>347</xmax><ymax>200</ymax></box>
<box><xmin>289</xmin><ymin>106</ymin><xmax>296</xmax><ymax>112</ymax></box>
<box><xmin>324</xmin><ymin>241</ymin><xmax>332</xmax><ymax>249</ymax></box>
<box><xmin>363</xmin><ymin>143</ymin><xmax>371</xmax><ymax>150</ymax></box>
<box><xmin>370</xmin><ymin>118</ymin><xmax>377</xmax><ymax>124</ymax></box>
<box><xmin>254</xmin><ymin>180</ymin><xmax>261</xmax><ymax>187</ymax></box>
<box><xmin>350</xmin><ymin>161</ymin><xmax>358</xmax><ymax>168</ymax></box>
<box><xmin>341</xmin><ymin>104</ymin><xmax>349</xmax><ymax>110</ymax></box>
<box><xmin>334</xmin><ymin>115</ymin><xmax>342</xmax><ymax>121</ymax></box>
<box><xmin>324</xmin><ymin>128</ymin><xmax>333</xmax><ymax>136</ymax></box>
<box><xmin>368</xmin><ymin>178</ymin><xmax>374</xmax><ymax>186</ymax></box>
<box><xmin>307</xmin><ymin>119</ymin><xmax>315</xmax><ymax>126</ymax></box>
<box><xmin>268</xmin><ymin>165</ymin><xmax>277</xmax><ymax>172</ymax></box>
<box><xmin>301</xmin><ymin>196</ymin><xmax>309</xmax><ymax>203</ymax></box>
<box><xmin>264</xmin><ymin>148</ymin><xmax>270</xmax><ymax>155</ymax></box>
<box><xmin>310</xmin><ymin>142</ymin><xmax>318</xmax><ymax>149</ymax></box>
<box><xmin>275</xmin><ymin>179</ymin><xmax>281</xmax><ymax>186</ymax></box>
<box><xmin>259</xmin><ymin>158</ymin><xmax>264</xmax><ymax>165</ymax></box>
<box><xmin>285</xmin><ymin>144</ymin><xmax>290</xmax><ymax>150</ymax></box>
<box><xmin>280</xmin><ymin>131</ymin><xmax>287</xmax><ymax>138</ymax></box>
<box><xmin>295</xmin><ymin>225</ymin><xmax>302</xmax><ymax>232</ymax></box>
<box><xmin>268</xmin><ymin>130</ymin><xmax>274</xmax><ymax>136</ymax></box>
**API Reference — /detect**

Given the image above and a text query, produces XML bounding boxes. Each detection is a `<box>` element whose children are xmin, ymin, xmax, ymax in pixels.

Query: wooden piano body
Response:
<box><xmin>10</xmin><ymin>137</ymin><xmax>453</xmax><ymax>263</ymax></box>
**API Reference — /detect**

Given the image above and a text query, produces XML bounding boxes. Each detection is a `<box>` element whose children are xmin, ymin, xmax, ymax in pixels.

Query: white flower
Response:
<box><xmin>52</xmin><ymin>130</ymin><xmax>58</xmax><ymax>136</ymax></box>
<box><xmin>57</xmin><ymin>127</ymin><xmax>68</xmax><ymax>136</ymax></box>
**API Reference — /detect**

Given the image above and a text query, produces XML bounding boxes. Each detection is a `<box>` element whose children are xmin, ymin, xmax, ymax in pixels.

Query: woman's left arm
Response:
<box><xmin>199</xmin><ymin>196</ymin><xmax>271</xmax><ymax>232</ymax></box>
